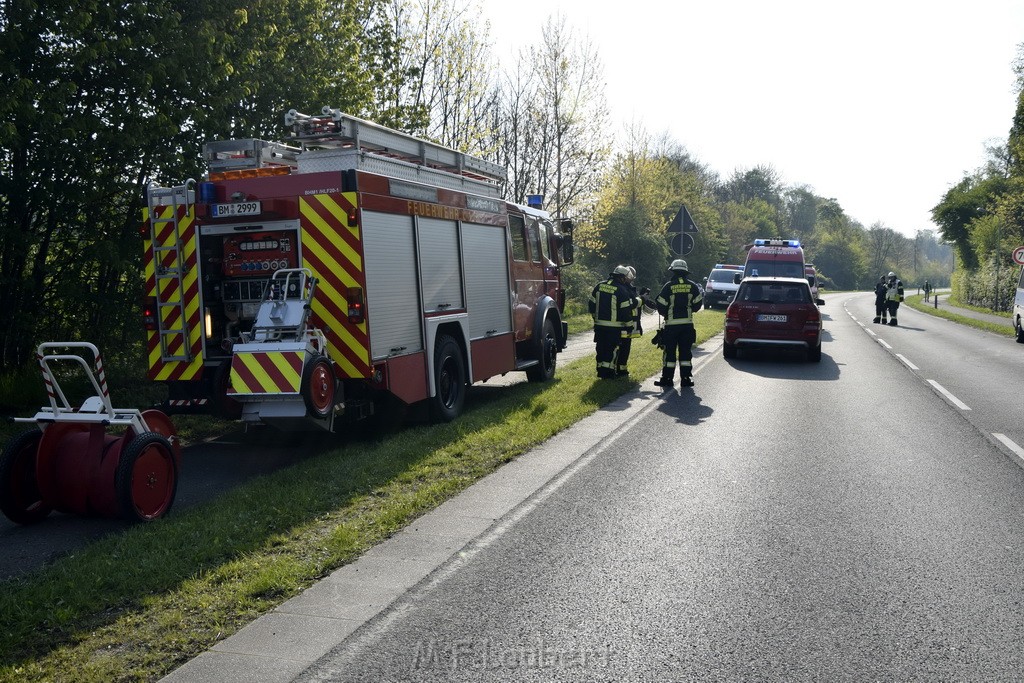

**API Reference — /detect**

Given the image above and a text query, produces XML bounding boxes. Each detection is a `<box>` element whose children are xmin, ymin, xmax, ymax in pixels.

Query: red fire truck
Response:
<box><xmin>143</xmin><ymin>108</ymin><xmax>573</xmax><ymax>431</ymax></box>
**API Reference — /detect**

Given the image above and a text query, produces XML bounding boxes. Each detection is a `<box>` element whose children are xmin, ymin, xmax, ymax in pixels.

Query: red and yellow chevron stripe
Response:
<box><xmin>142</xmin><ymin>204</ymin><xmax>204</xmax><ymax>382</ymax></box>
<box><xmin>299</xmin><ymin>193</ymin><xmax>371</xmax><ymax>379</ymax></box>
<box><xmin>227</xmin><ymin>350</ymin><xmax>304</xmax><ymax>396</ymax></box>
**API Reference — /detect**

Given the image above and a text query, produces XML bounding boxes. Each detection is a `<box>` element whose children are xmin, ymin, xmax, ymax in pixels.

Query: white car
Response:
<box><xmin>703</xmin><ymin>266</ymin><xmax>743</xmax><ymax>309</ymax></box>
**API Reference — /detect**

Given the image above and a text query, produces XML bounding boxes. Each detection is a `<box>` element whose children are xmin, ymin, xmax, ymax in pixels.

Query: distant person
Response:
<box><xmin>923</xmin><ymin>279</ymin><xmax>932</xmax><ymax>302</ymax></box>
<box><xmin>589</xmin><ymin>265</ymin><xmax>638</xmax><ymax>379</ymax></box>
<box><xmin>873</xmin><ymin>275</ymin><xmax>888</xmax><ymax>324</ymax></box>
<box><xmin>654</xmin><ymin>259</ymin><xmax>703</xmax><ymax>388</ymax></box>
<box><xmin>885</xmin><ymin>271</ymin><xmax>905</xmax><ymax>326</ymax></box>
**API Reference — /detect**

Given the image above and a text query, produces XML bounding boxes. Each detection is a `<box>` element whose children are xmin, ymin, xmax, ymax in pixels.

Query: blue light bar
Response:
<box><xmin>753</xmin><ymin>238</ymin><xmax>801</xmax><ymax>248</ymax></box>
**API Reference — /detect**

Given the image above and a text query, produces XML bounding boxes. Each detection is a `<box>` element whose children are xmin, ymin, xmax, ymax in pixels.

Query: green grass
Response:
<box><xmin>0</xmin><ymin>311</ymin><xmax>723</xmax><ymax>683</ymax></box>
<box><xmin>904</xmin><ymin>294</ymin><xmax>1016</xmax><ymax>337</ymax></box>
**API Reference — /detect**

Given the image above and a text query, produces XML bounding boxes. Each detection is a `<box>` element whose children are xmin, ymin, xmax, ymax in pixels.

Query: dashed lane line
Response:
<box><xmin>927</xmin><ymin>380</ymin><xmax>971</xmax><ymax>411</ymax></box>
<box><xmin>994</xmin><ymin>433</ymin><xmax>1024</xmax><ymax>462</ymax></box>
<box><xmin>877</xmin><ymin>339</ymin><xmax>892</xmax><ymax>349</ymax></box>
<box><xmin>896</xmin><ymin>354</ymin><xmax>919</xmax><ymax>370</ymax></box>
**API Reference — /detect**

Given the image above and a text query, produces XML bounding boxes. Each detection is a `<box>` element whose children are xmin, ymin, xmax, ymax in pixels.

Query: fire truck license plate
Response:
<box><xmin>757</xmin><ymin>314</ymin><xmax>787</xmax><ymax>322</ymax></box>
<box><xmin>212</xmin><ymin>201</ymin><xmax>261</xmax><ymax>218</ymax></box>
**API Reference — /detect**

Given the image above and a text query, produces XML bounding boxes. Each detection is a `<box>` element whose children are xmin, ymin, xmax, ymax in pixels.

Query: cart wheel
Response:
<box><xmin>115</xmin><ymin>432</ymin><xmax>177</xmax><ymax>522</ymax></box>
<box><xmin>0</xmin><ymin>429</ymin><xmax>51</xmax><ymax>525</ymax></box>
<box><xmin>301</xmin><ymin>356</ymin><xmax>336</xmax><ymax>419</ymax></box>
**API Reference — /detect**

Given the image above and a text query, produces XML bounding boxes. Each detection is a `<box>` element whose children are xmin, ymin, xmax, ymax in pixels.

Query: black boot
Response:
<box><xmin>680</xmin><ymin>376</ymin><xmax>694</xmax><ymax>387</ymax></box>
<box><xmin>888</xmin><ymin>319</ymin><xmax>897</xmax><ymax>326</ymax></box>
<box><xmin>872</xmin><ymin>316</ymin><xmax>880</xmax><ymax>323</ymax></box>
<box><xmin>653</xmin><ymin>376</ymin><xmax>673</xmax><ymax>387</ymax></box>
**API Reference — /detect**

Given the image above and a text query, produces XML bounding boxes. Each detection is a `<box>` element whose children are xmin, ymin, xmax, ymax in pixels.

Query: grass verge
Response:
<box><xmin>904</xmin><ymin>294</ymin><xmax>1015</xmax><ymax>337</ymax></box>
<box><xmin>0</xmin><ymin>311</ymin><xmax>723</xmax><ymax>682</ymax></box>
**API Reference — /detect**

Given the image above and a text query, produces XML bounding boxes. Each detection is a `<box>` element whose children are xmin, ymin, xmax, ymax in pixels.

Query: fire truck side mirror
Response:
<box><xmin>559</xmin><ymin>219</ymin><xmax>574</xmax><ymax>265</ymax></box>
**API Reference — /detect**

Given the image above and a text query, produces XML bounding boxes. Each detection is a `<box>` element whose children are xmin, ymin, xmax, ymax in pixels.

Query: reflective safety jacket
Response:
<box><xmin>589</xmin><ymin>277</ymin><xmax>638</xmax><ymax>328</ymax></box>
<box><xmin>886</xmin><ymin>278</ymin><xmax>904</xmax><ymax>302</ymax></box>
<box><xmin>656</xmin><ymin>275</ymin><xmax>704</xmax><ymax>325</ymax></box>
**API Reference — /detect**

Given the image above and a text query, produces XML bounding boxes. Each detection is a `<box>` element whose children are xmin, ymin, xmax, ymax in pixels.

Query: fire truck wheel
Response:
<box><xmin>0</xmin><ymin>429</ymin><xmax>51</xmax><ymax>525</ymax></box>
<box><xmin>430</xmin><ymin>335</ymin><xmax>466</xmax><ymax>422</ymax></box>
<box><xmin>526</xmin><ymin>317</ymin><xmax>558</xmax><ymax>382</ymax></box>
<box><xmin>115</xmin><ymin>432</ymin><xmax>178</xmax><ymax>522</ymax></box>
<box><xmin>302</xmin><ymin>356</ymin><xmax>336</xmax><ymax>419</ymax></box>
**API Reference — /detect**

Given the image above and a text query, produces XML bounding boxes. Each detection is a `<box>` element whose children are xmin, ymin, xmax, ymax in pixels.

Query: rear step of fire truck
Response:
<box><xmin>225</xmin><ymin>268</ymin><xmax>339</xmax><ymax>432</ymax></box>
<box><xmin>145</xmin><ymin>180</ymin><xmax>195</xmax><ymax>362</ymax></box>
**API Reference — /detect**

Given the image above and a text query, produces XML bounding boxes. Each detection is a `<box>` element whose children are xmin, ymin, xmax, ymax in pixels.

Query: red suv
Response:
<box><xmin>724</xmin><ymin>277</ymin><xmax>825</xmax><ymax>362</ymax></box>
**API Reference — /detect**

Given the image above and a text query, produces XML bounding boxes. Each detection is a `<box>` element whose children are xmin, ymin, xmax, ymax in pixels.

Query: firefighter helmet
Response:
<box><xmin>626</xmin><ymin>266</ymin><xmax>636</xmax><ymax>281</ymax></box>
<box><xmin>668</xmin><ymin>259</ymin><xmax>688</xmax><ymax>272</ymax></box>
<box><xmin>887</xmin><ymin>271</ymin><xmax>896</xmax><ymax>278</ymax></box>
<box><xmin>612</xmin><ymin>265</ymin><xmax>631</xmax><ymax>278</ymax></box>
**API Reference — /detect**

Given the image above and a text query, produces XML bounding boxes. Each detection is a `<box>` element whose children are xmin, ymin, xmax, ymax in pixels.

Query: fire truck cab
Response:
<box><xmin>143</xmin><ymin>108</ymin><xmax>573</xmax><ymax>431</ymax></box>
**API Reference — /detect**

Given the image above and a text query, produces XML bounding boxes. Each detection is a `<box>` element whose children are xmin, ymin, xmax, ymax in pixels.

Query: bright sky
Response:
<box><xmin>481</xmin><ymin>0</ymin><xmax>1024</xmax><ymax>237</ymax></box>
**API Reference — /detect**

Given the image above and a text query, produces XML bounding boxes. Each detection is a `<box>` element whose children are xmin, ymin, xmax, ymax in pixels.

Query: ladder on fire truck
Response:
<box><xmin>284</xmin><ymin>107</ymin><xmax>507</xmax><ymax>192</ymax></box>
<box><xmin>145</xmin><ymin>179</ymin><xmax>195</xmax><ymax>362</ymax></box>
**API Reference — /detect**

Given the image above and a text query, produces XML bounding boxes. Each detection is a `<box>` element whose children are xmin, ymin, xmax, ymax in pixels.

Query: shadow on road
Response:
<box><xmin>655</xmin><ymin>390</ymin><xmax>714</xmax><ymax>425</ymax></box>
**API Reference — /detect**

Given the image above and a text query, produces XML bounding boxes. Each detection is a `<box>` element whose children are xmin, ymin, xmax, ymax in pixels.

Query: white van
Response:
<box><xmin>1014</xmin><ymin>264</ymin><xmax>1024</xmax><ymax>343</ymax></box>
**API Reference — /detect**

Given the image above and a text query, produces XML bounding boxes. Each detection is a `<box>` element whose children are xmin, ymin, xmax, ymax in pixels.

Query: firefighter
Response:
<box><xmin>873</xmin><ymin>275</ymin><xmax>888</xmax><ymax>324</ymax></box>
<box><xmin>654</xmin><ymin>259</ymin><xmax>703</xmax><ymax>388</ymax></box>
<box><xmin>590</xmin><ymin>265</ymin><xmax>639</xmax><ymax>379</ymax></box>
<box><xmin>616</xmin><ymin>267</ymin><xmax>653</xmax><ymax>377</ymax></box>
<box><xmin>885</xmin><ymin>271</ymin><xmax>904</xmax><ymax>326</ymax></box>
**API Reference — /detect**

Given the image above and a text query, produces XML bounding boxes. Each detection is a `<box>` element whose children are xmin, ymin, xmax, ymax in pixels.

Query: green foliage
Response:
<box><xmin>812</xmin><ymin>228</ymin><xmax>868</xmax><ymax>290</ymax></box>
<box><xmin>931</xmin><ymin>174</ymin><xmax>1010</xmax><ymax>270</ymax></box>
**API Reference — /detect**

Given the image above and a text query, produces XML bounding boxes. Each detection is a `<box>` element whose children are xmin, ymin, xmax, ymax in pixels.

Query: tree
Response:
<box><xmin>381</xmin><ymin>0</ymin><xmax>494</xmax><ymax>150</ymax></box>
<box><xmin>0</xmin><ymin>0</ymin><xmax>403</xmax><ymax>371</ymax></box>
<box><xmin>527</xmin><ymin>14</ymin><xmax>611</xmax><ymax>219</ymax></box>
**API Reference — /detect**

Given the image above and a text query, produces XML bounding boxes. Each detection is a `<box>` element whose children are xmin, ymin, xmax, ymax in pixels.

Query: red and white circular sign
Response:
<box><xmin>1013</xmin><ymin>245</ymin><xmax>1024</xmax><ymax>265</ymax></box>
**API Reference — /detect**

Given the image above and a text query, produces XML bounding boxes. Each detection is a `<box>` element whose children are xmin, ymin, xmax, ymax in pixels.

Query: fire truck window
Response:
<box><xmin>509</xmin><ymin>214</ymin><xmax>528</xmax><ymax>262</ymax></box>
<box><xmin>537</xmin><ymin>220</ymin><xmax>551</xmax><ymax>262</ymax></box>
<box><xmin>527</xmin><ymin>218</ymin><xmax>543</xmax><ymax>263</ymax></box>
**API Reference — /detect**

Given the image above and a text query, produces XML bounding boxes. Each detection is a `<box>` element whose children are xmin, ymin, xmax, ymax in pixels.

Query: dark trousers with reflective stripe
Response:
<box><xmin>617</xmin><ymin>336</ymin><xmax>632</xmax><ymax>374</ymax></box>
<box><xmin>594</xmin><ymin>326</ymin><xmax>622</xmax><ymax>377</ymax></box>
<box><xmin>660</xmin><ymin>325</ymin><xmax>696</xmax><ymax>380</ymax></box>
<box><xmin>886</xmin><ymin>301</ymin><xmax>900</xmax><ymax>321</ymax></box>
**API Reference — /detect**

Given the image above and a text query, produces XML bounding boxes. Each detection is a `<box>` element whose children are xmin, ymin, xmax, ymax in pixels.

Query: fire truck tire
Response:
<box><xmin>302</xmin><ymin>356</ymin><xmax>336</xmax><ymax>419</ymax></box>
<box><xmin>723</xmin><ymin>342</ymin><xmax>737</xmax><ymax>359</ymax></box>
<box><xmin>115</xmin><ymin>432</ymin><xmax>177</xmax><ymax>522</ymax></box>
<box><xmin>0</xmin><ymin>429</ymin><xmax>51</xmax><ymax>525</ymax></box>
<box><xmin>213</xmin><ymin>359</ymin><xmax>242</xmax><ymax>419</ymax></box>
<box><xmin>430</xmin><ymin>335</ymin><xmax>466</xmax><ymax>422</ymax></box>
<box><xmin>526</xmin><ymin>317</ymin><xmax>558</xmax><ymax>382</ymax></box>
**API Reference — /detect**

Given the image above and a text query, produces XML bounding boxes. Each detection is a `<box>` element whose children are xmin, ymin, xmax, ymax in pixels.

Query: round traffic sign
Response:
<box><xmin>669</xmin><ymin>232</ymin><xmax>695</xmax><ymax>256</ymax></box>
<box><xmin>1013</xmin><ymin>245</ymin><xmax>1024</xmax><ymax>265</ymax></box>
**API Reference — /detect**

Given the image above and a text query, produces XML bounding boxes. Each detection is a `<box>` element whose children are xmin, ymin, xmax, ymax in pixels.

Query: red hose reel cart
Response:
<box><xmin>0</xmin><ymin>342</ymin><xmax>180</xmax><ymax>524</ymax></box>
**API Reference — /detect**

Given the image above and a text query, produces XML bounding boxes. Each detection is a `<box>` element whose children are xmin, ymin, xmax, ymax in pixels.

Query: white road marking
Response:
<box><xmin>866</xmin><ymin>329</ymin><xmax>877</xmax><ymax>337</ymax></box>
<box><xmin>994</xmin><ymin>433</ymin><xmax>1024</xmax><ymax>461</ymax></box>
<box><xmin>896</xmin><ymin>354</ymin><xmax>919</xmax><ymax>370</ymax></box>
<box><xmin>927</xmin><ymin>380</ymin><xmax>971</xmax><ymax>411</ymax></box>
<box><xmin>877</xmin><ymin>339</ymin><xmax>892</xmax><ymax>349</ymax></box>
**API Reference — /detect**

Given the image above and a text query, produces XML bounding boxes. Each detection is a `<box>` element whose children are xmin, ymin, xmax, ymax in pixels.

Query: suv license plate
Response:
<box><xmin>757</xmin><ymin>314</ymin><xmax>787</xmax><ymax>322</ymax></box>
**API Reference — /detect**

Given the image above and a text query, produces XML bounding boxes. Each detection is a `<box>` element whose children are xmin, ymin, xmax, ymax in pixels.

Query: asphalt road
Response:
<box><xmin>297</xmin><ymin>293</ymin><xmax>1024</xmax><ymax>681</ymax></box>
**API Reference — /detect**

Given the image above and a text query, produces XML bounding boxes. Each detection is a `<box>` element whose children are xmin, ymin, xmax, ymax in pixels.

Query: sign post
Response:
<box><xmin>667</xmin><ymin>205</ymin><xmax>699</xmax><ymax>256</ymax></box>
